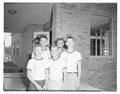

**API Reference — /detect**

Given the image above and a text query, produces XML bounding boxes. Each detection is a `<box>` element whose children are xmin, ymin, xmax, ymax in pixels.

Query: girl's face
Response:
<box><xmin>40</xmin><ymin>38</ymin><xmax>47</xmax><ymax>47</ymax></box>
<box><xmin>57</xmin><ymin>40</ymin><xmax>64</xmax><ymax>48</ymax></box>
<box><xmin>51</xmin><ymin>46</ymin><xmax>59</xmax><ymax>57</ymax></box>
<box><xmin>34</xmin><ymin>46</ymin><xmax>42</xmax><ymax>57</ymax></box>
<box><xmin>66</xmin><ymin>38</ymin><xmax>75</xmax><ymax>48</ymax></box>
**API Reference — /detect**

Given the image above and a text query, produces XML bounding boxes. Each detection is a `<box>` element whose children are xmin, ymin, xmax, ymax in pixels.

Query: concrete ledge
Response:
<box><xmin>4</xmin><ymin>77</ymin><xmax>102</xmax><ymax>91</ymax></box>
<box><xmin>4</xmin><ymin>77</ymin><xmax>26</xmax><ymax>91</ymax></box>
<box><xmin>78</xmin><ymin>83</ymin><xmax>102</xmax><ymax>91</ymax></box>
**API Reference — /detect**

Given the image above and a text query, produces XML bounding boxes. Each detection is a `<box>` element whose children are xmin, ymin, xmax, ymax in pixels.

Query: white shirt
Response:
<box><xmin>61</xmin><ymin>50</ymin><xmax>82</xmax><ymax>72</ymax></box>
<box><xmin>32</xmin><ymin>47</ymin><xmax>50</xmax><ymax>60</ymax></box>
<box><xmin>27</xmin><ymin>58</ymin><xmax>49</xmax><ymax>80</ymax></box>
<box><xmin>49</xmin><ymin>56</ymin><xmax>66</xmax><ymax>80</ymax></box>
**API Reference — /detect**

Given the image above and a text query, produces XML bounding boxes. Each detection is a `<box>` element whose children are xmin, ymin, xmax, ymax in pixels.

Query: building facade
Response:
<box><xmin>52</xmin><ymin>3</ymin><xmax>117</xmax><ymax>91</ymax></box>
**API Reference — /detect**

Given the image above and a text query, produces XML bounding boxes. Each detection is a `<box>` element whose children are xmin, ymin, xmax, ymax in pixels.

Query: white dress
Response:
<box><xmin>61</xmin><ymin>50</ymin><xmax>82</xmax><ymax>90</ymax></box>
<box><xmin>47</xmin><ymin>56</ymin><xmax>66</xmax><ymax>90</ymax></box>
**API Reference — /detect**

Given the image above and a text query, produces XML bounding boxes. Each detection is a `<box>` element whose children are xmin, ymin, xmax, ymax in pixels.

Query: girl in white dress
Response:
<box><xmin>47</xmin><ymin>45</ymin><xmax>67</xmax><ymax>90</ymax></box>
<box><xmin>27</xmin><ymin>46</ymin><xmax>49</xmax><ymax>90</ymax></box>
<box><xmin>62</xmin><ymin>36</ymin><xmax>82</xmax><ymax>90</ymax></box>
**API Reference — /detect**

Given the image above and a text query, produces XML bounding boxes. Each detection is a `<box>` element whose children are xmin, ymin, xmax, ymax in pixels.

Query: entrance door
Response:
<box><xmin>4</xmin><ymin>33</ymin><xmax>23</xmax><ymax>73</ymax></box>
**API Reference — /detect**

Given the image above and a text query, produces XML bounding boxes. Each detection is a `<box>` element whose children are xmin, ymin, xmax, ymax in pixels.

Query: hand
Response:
<box><xmin>43</xmin><ymin>84</ymin><xmax>48</xmax><ymax>90</ymax></box>
<box><xmin>35</xmin><ymin>84</ymin><xmax>43</xmax><ymax>90</ymax></box>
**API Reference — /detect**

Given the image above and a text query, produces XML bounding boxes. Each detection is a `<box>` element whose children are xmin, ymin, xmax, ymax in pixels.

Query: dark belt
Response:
<box><xmin>67</xmin><ymin>72</ymin><xmax>77</xmax><ymax>74</ymax></box>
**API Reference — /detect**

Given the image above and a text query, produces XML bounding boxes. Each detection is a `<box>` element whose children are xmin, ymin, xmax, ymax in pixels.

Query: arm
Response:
<box><xmin>43</xmin><ymin>64</ymin><xmax>50</xmax><ymax>90</ymax></box>
<box><xmin>76</xmin><ymin>60</ymin><xmax>82</xmax><ymax>88</ymax></box>
<box><xmin>45</xmin><ymin>68</ymin><xmax>50</xmax><ymax>85</ymax></box>
<box><xmin>31</xmin><ymin>52</ymin><xmax>35</xmax><ymax>58</ymax></box>
<box><xmin>77</xmin><ymin>60</ymin><xmax>81</xmax><ymax>81</ymax></box>
<box><xmin>31</xmin><ymin>46</ymin><xmax>35</xmax><ymax>58</ymax></box>
<box><xmin>27</xmin><ymin>69</ymin><xmax>42</xmax><ymax>90</ymax></box>
<box><xmin>63</xmin><ymin>67</ymin><xmax>67</xmax><ymax>83</ymax></box>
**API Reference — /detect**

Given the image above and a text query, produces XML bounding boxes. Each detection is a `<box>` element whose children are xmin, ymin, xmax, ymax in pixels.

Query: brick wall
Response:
<box><xmin>52</xmin><ymin>3</ymin><xmax>90</xmax><ymax>82</ymax></box>
<box><xmin>88</xmin><ymin>57</ymin><xmax>117</xmax><ymax>91</ymax></box>
<box><xmin>52</xmin><ymin>3</ymin><xmax>117</xmax><ymax>91</ymax></box>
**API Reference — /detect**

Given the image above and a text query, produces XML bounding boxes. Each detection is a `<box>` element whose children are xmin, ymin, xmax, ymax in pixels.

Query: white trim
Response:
<box><xmin>111</xmin><ymin>17</ymin><xmax>114</xmax><ymax>56</ymax></box>
<box><xmin>90</xmin><ymin>56</ymin><xmax>114</xmax><ymax>58</ymax></box>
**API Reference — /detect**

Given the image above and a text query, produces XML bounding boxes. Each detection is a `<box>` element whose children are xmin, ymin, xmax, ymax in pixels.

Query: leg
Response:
<box><xmin>28</xmin><ymin>82</ymin><xmax>37</xmax><ymax>91</ymax></box>
<box><xmin>47</xmin><ymin>80</ymin><xmax>63</xmax><ymax>90</ymax></box>
<box><xmin>64</xmin><ymin>73</ymin><xmax>77</xmax><ymax>90</ymax></box>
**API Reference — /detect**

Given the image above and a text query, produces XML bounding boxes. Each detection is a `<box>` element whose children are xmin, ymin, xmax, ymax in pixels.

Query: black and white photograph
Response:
<box><xmin>3</xmin><ymin>2</ymin><xmax>117</xmax><ymax>92</ymax></box>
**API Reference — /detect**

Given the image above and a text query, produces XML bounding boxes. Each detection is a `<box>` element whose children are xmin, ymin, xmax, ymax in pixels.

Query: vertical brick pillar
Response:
<box><xmin>52</xmin><ymin>3</ymin><xmax>90</xmax><ymax>82</ymax></box>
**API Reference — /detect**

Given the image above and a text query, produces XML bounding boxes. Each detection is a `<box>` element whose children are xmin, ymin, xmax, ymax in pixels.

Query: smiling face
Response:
<box><xmin>34</xmin><ymin>46</ymin><xmax>42</xmax><ymax>58</ymax></box>
<box><xmin>57</xmin><ymin>40</ymin><xmax>64</xmax><ymax>48</ymax></box>
<box><xmin>40</xmin><ymin>37</ymin><xmax>47</xmax><ymax>47</ymax></box>
<box><xmin>51</xmin><ymin>46</ymin><xmax>59</xmax><ymax>57</ymax></box>
<box><xmin>66</xmin><ymin>38</ymin><xmax>75</xmax><ymax>49</ymax></box>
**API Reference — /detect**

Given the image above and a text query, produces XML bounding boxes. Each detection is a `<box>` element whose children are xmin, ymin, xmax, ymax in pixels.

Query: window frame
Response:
<box><xmin>90</xmin><ymin>28</ymin><xmax>106</xmax><ymax>56</ymax></box>
<box><xmin>90</xmin><ymin>13</ymin><xmax>113</xmax><ymax>58</ymax></box>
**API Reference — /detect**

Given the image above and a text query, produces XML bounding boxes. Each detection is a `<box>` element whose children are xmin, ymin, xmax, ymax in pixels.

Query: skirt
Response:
<box><xmin>47</xmin><ymin>80</ymin><xmax>64</xmax><ymax>90</ymax></box>
<box><xmin>64</xmin><ymin>73</ymin><xmax>78</xmax><ymax>90</ymax></box>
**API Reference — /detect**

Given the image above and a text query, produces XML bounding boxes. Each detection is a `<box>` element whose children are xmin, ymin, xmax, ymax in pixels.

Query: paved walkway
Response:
<box><xmin>4</xmin><ymin>76</ymin><xmax>102</xmax><ymax>91</ymax></box>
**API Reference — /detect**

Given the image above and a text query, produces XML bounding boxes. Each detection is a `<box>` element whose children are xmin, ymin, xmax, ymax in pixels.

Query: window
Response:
<box><xmin>90</xmin><ymin>15</ymin><xmax>112</xmax><ymax>56</ymax></box>
<box><xmin>4</xmin><ymin>33</ymin><xmax>12</xmax><ymax>62</ymax></box>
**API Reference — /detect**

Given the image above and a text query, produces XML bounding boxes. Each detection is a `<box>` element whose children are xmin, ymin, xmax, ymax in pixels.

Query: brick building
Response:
<box><xmin>51</xmin><ymin>3</ymin><xmax>117</xmax><ymax>91</ymax></box>
<box><xmin>4</xmin><ymin>3</ymin><xmax>117</xmax><ymax>91</ymax></box>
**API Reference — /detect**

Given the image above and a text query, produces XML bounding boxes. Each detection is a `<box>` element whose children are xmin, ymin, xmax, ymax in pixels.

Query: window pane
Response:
<box><xmin>102</xmin><ymin>29</ymin><xmax>105</xmax><ymax>37</ymax></box>
<box><xmin>108</xmin><ymin>23</ymin><xmax>112</xmax><ymax>56</ymax></box>
<box><xmin>102</xmin><ymin>39</ymin><xmax>105</xmax><ymax>55</ymax></box>
<box><xmin>4</xmin><ymin>33</ymin><xmax>12</xmax><ymax>62</ymax></box>
<box><xmin>96</xmin><ymin>28</ymin><xmax>100</xmax><ymax>36</ymax></box>
<box><xmin>90</xmin><ymin>39</ymin><xmax>96</xmax><ymax>55</ymax></box>
<box><xmin>90</xmin><ymin>28</ymin><xmax>96</xmax><ymax>36</ymax></box>
<box><xmin>97</xmin><ymin>39</ymin><xmax>100</xmax><ymax>56</ymax></box>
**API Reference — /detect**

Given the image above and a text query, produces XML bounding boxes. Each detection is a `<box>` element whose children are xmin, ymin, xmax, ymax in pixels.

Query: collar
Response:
<box><xmin>66</xmin><ymin>49</ymin><xmax>75</xmax><ymax>54</ymax></box>
<box><xmin>51</xmin><ymin>54</ymin><xmax>61</xmax><ymax>61</ymax></box>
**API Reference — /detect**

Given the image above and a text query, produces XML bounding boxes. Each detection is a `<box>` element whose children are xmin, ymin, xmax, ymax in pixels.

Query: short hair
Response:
<box><xmin>40</xmin><ymin>35</ymin><xmax>48</xmax><ymax>40</ymax></box>
<box><xmin>54</xmin><ymin>37</ymin><xmax>64</xmax><ymax>45</ymax></box>
<box><xmin>66</xmin><ymin>36</ymin><xmax>74</xmax><ymax>40</ymax></box>
<box><xmin>32</xmin><ymin>37</ymin><xmax>40</xmax><ymax>45</ymax></box>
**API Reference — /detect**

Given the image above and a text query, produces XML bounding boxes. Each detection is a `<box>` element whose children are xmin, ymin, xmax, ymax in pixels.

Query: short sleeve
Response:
<box><xmin>76</xmin><ymin>52</ymin><xmax>82</xmax><ymax>63</ymax></box>
<box><xmin>45</xmin><ymin>62</ymin><xmax>50</xmax><ymax>69</ymax></box>
<box><xmin>61</xmin><ymin>58</ymin><xmax>67</xmax><ymax>69</ymax></box>
<box><xmin>27</xmin><ymin>59</ymin><xmax>34</xmax><ymax>70</ymax></box>
<box><xmin>46</xmin><ymin>47</ymin><xmax>50</xmax><ymax>58</ymax></box>
<box><xmin>61</xmin><ymin>51</ymin><xmax>67</xmax><ymax>60</ymax></box>
<box><xmin>47</xmin><ymin>51</ymin><xmax>51</xmax><ymax>58</ymax></box>
<box><xmin>45</xmin><ymin>59</ymin><xmax>51</xmax><ymax>69</ymax></box>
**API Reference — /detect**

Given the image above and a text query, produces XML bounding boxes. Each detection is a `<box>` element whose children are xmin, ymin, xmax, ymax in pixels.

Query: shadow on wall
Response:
<box><xmin>19</xmin><ymin>74</ymin><xmax>30</xmax><ymax>91</ymax></box>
